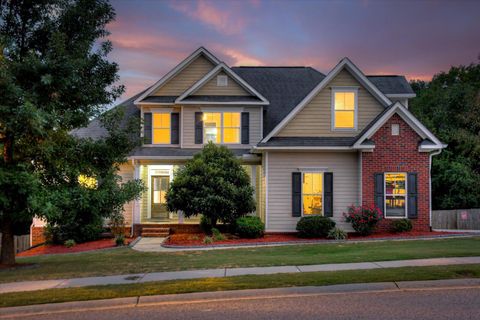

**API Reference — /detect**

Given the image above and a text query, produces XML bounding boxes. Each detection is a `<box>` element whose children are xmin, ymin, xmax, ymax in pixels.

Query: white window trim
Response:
<box><xmin>301</xmin><ymin>171</ymin><xmax>325</xmax><ymax>217</ymax></box>
<box><xmin>384</xmin><ymin>172</ymin><xmax>408</xmax><ymax>219</ymax></box>
<box><xmin>331</xmin><ymin>87</ymin><xmax>358</xmax><ymax>131</ymax></box>
<box><xmin>147</xmin><ymin>165</ymin><xmax>174</xmax><ymax>219</ymax></box>
<box><xmin>151</xmin><ymin>110</ymin><xmax>173</xmax><ymax>145</ymax></box>
<box><xmin>203</xmin><ymin>111</ymin><xmax>242</xmax><ymax>145</ymax></box>
<box><xmin>391</xmin><ymin>123</ymin><xmax>400</xmax><ymax>136</ymax></box>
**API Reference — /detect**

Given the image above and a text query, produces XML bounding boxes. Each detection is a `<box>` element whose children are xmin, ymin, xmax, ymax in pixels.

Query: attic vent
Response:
<box><xmin>217</xmin><ymin>75</ymin><xmax>228</xmax><ymax>87</ymax></box>
<box><xmin>391</xmin><ymin>124</ymin><xmax>400</xmax><ymax>136</ymax></box>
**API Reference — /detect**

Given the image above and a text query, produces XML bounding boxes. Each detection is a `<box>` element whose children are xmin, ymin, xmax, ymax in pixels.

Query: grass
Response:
<box><xmin>1</xmin><ymin>237</ymin><xmax>479</xmax><ymax>284</ymax></box>
<box><xmin>1</xmin><ymin>264</ymin><xmax>480</xmax><ymax>308</ymax></box>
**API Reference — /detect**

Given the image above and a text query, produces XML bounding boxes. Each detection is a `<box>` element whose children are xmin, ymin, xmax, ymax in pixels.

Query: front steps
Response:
<box><xmin>141</xmin><ymin>227</ymin><xmax>170</xmax><ymax>237</ymax></box>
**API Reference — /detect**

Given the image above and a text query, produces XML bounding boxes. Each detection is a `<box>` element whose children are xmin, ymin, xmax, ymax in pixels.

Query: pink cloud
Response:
<box><xmin>169</xmin><ymin>0</ymin><xmax>247</xmax><ymax>35</ymax></box>
<box><xmin>220</xmin><ymin>48</ymin><xmax>264</xmax><ymax>66</ymax></box>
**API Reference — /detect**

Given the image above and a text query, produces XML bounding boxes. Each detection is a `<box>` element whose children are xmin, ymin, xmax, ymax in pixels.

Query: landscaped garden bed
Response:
<box><xmin>17</xmin><ymin>238</ymin><xmax>136</xmax><ymax>257</ymax></box>
<box><xmin>164</xmin><ymin>231</ymin><xmax>462</xmax><ymax>247</ymax></box>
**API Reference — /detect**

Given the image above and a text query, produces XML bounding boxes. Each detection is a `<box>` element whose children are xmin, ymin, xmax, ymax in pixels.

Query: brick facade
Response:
<box><xmin>31</xmin><ymin>226</ymin><xmax>47</xmax><ymax>246</ymax></box>
<box><xmin>362</xmin><ymin>113</ymin><xmax>431</xmax><ymax>232</ymax></box>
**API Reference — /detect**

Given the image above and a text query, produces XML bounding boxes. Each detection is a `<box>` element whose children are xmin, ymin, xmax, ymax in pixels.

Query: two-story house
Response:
<box><xmin>38</xmin><ymin>46</ymin><xmax>444</xmax><ymax>239</ymax></box>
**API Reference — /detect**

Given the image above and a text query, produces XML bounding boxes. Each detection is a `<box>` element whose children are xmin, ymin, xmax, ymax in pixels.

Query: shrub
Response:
<box><xmin>211</xmin><ymin>228</ymin><xmax>225</xmax><ymax>241</ymax></box>
<box><xmin>109</xmin><ymin>213</ymin><xmax>126</xmax><ymax>239</ymax></box>
<box><xmin>167</xmin><ymin>143</ymin><xmax>256</xmax><ymax>228</ymax></box>
<box><xmin>344</xmin><ymin>205</ymin><xmax>382</xmax><ymax>236</ymax></box>
<box><xmin>115</xmin><ymin>234</ymin><xmax>125</xmax><ymax>246</ymax></box>
<box><xmin>236</xmin><ymin>216</ymin><xmax>265</xmax><ymax>238</ymax></box>
<box><xmin>327</xmin><ymin>227</ymin><xmax>348</xmax><ymax>240</ymax></box>
<box><xmin>203</xmin><ymin>236</ymin><xmax>213</xmax><ymax>245</ymax></box>
<box><xmin>296</xmin><ymin>216</ymin><xmax>335</xmax><ymax>238</ymax></box>
<box><xmin>64</xmin><ymin>239</ymin><xmax>76</xmax><ymax>248</ymax></box>
<box><xmin>200</xmin><ymin>215</ymin><xmax>213</xmax><ymax>234</ymax></box>
<box><xmin>390</xmin><ymin>219</ymin><xmax>413</xmax><ymax>233</ymax></box>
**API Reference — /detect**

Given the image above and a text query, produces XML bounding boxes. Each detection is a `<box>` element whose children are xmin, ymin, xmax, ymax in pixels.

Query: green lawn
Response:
<box><xmin>2</xmin><ymin>237</ymin><xmax>480</xmax><ymax>284</ymax></box>
<box><xmin>2</xmin><ymin>264</ymin><xmax>480</xmax><ymax>308</ymax></box>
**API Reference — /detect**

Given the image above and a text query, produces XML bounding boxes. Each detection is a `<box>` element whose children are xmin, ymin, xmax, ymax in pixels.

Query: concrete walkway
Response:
<box><xmin>1</xmin><ymin>256</ymin><xmax>480</xmax><ymax>294</ymax></box>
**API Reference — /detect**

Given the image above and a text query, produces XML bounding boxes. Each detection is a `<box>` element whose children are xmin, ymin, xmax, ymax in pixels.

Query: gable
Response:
<box><xmin>194</xmin><ymin>71</ymin><xmax>251</xmax><ymax>96</ymax></box>
<box><xmin>152</xmin><ymin>54</ymin><xmax>215</xmax><ymax>96</ymax></box>
<box><xmin>276</xmin><ymin>68</ymin><xmax>384</xmax><ymax>137</ymax></box>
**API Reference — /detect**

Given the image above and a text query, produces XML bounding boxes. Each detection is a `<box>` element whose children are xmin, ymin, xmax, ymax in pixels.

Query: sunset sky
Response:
<box><xmin>108</xmin><ymin>0</ymin><xmax>480</xmax><ymax>100</ymax></box>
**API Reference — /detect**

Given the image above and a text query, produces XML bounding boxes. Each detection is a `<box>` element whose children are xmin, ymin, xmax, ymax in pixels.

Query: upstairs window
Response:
<box><xmin>153</xmin><ymin>113</ymin><xmax>171</xmax><ymax>144</ymax></box>
<box><xmin>332</xmin><ymin>88</ymin><xmax>357</xmax><ymax>129</ymax></box>
<box><xmin>203</xmin><ymin>112</ymin><xmax>241</xmax><ymax>144</ymax></box>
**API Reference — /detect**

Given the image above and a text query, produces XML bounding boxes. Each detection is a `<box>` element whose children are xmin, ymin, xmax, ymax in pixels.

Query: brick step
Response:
<box><xmin>142</xmin><ymin>227</ymin><xmax>170</xmax><ymax>233</ymax></box>
<box><xmin>142</xmin><ymin>232</ymin><xmax>170</xmax><ymax>237</ymax></box>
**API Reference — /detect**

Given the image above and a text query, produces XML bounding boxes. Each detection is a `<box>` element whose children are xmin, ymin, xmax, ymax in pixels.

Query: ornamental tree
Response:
<box><xmin>166</xmin><ymin>142</ymin><xmax>256</xmax><ymax>228</ymax></box>
<box><xmin>0</xmin><ymin>0</ymin><xmax>141</xmax><ymax>264</ymax></box>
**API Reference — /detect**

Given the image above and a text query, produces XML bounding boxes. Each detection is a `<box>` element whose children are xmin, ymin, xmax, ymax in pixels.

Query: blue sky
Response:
<box><xmin>108</xmin><ymin>0</ymin><xmax>480</xmax><ymax>100</ymax></box>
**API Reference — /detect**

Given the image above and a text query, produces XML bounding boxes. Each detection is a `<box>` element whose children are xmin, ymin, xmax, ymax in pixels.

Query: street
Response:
<box><xmin>2</xmin><ymin>286</ymin><xmax>480</xmax><ymax>320</ymax></box>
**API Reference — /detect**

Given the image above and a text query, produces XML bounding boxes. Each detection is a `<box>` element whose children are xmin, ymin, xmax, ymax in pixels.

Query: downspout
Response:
<box><xmin>429</xmin><ymin>149</ymin><xmax>442</xmax><ymax>231</ymax></box>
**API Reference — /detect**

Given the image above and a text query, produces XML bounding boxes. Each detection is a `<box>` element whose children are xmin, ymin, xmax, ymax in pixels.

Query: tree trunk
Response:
<box><xmin>1</xmin><ymin>135</ymin><xmax>16</xmax><ymax>265</ymax></box>
<box><xmin>1</xmin><ymin>217</ymin><xmax>15</xmax><ymax>265</ymax></box>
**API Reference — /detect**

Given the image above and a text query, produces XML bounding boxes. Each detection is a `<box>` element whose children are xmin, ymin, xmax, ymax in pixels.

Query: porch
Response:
<box><xmin>129</xmin><ymin>160</ymin><xmax>264</xmax><ymax>226</ymax></box>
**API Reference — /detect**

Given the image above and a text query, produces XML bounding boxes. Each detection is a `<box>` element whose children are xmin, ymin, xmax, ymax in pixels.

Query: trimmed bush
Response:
<box><xmin>296</xmin><ymin>216</ymin><xmax>335</xmax><ymax>238</ymax></box>
<box><xmin>236</xmin><ymin>216</ymin><xmax>265</xmax><ymax>238</ymax></box>
<box><xmin>344</xmin><ymin>205</ymin><xmax>382</xmax><ymax>236</ymax></box>
<box><xmin>203</xmin><ymin>236</ymin><xmax>213</xmax><ymax>244</ymax></box>
<box><xmin>327</xmin><ymin>227</ymin><xmax>348</xmax><ymax>240</ymax></box>
<box><xmin>64</xmin><ymin>239</ymin><xmax>76</xmax><ymax>248</ymax></box>
<box><xmin>211</xmin><ymin>228</ymin><xmax>225</xmax><ymax>241</ymax></box>
<box><xmin>115</xmin><ymin>234</ymin><xmax>125</xmax><ymax>246</ymax></box>
<box><xmin>390</xmin><ymin>219</ymin><xmax>413</xmax><ymax>233</ymax></box>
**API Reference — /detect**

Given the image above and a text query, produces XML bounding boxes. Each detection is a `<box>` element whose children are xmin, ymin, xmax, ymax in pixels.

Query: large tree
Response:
<box><xmin>410</xmin><ymin>59</ymin><xmax>480</xmax><ymax>210</ymax></box>
<box><xmin>0</xmin><ymin>0</ymin><xmax>137</xmax><ymax>264</ymax></box>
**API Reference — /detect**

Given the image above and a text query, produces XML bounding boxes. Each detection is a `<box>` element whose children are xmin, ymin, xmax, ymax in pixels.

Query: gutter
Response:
<box><xmin>429</xmin><ymin>149</ymin><xmax>442</xmax><ymax>230</ymax></box>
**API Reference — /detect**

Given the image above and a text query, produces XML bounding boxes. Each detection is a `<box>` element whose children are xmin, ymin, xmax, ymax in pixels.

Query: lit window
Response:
<box><xmin>78</xmin><ymin>175</ymin><xmax>97</xmax><ymax>189</ymax></box>
<box><xmin>385</xmin><ymin>173</ymin><xmax>406</xmax><ymax>218</ymax></box>
<box><xmin>203</xmin><ymin>112</ymin><xmax>241</xmax><ymax>144</ymax></box>
<box><xmin>302</xmin><ymin>172</ymin><xmax>323</xmax><ymax>215</ymax></box>
<box><xmin>333</xmin><ymin>90</ymin><xmax>356</xmax><ymax>129</ymax></box>
<box><xmin>153</xmin><ymin>113</ymin><xmax>171</xmax><ymax>144</ymax></box>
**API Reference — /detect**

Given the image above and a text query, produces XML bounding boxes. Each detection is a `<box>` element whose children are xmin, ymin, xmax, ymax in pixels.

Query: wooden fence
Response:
<box><xmin>432</xmin><ymin>209</ymin><xmax>480</xmax><ymax>231</ymax></box>
<box><xmin>0</xmin><ymin>234</ymin><xmax>31</xmax><ymax>254</ymax></box>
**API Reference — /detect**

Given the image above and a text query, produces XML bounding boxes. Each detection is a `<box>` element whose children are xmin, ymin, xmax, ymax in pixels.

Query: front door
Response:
<box><xmin>151</xmin><ymin>175</ymin><xmax>170</xmax><ymax>220</ymax></box>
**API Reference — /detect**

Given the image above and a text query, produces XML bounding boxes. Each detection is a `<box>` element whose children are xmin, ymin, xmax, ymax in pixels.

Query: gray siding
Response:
<box><xmin>118</xmin><ymin>163</ymin><xmax>135</xmax><ymax>226</ymax></box>
<box><xmin>266</xmin><ymin>151</ymin><xmax>359</xmax><ymax>232</ymax></box>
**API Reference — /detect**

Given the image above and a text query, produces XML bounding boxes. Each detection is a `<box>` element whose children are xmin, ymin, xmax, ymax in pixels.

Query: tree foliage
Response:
<box><xmin>0</xmin><ymin>0</ymin><xmax>142</xmax><ymax>263</ymax></box>
<box><xmin>410</xmin><ymin>59</ymin><xmax>480</xmax><ymax>209</ymax></box>
<box><xmin>166</xmin><ymin>143</ymin><xmax>256</xmax><ymax>227</ymax></box>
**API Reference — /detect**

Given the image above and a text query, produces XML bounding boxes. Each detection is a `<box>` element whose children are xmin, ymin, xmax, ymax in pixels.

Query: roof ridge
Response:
<box><xmin>232</xmin><ymin>66</ymin><xmax>312</xmax><ymax>68</ymax></box>
<box><xmin>367</xmin><ymin>75</ymin><xmax>403</xmax><ymax>77</ymax></box>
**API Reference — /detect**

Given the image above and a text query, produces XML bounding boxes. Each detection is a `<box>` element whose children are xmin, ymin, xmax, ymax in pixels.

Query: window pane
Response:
<box><xmin>224</xmin><ymin>128</ymin><xmax>240</xmax><ymax>143</ymax></box>
<box><xmin>344</xmin><ymin>92</ymin><xmax>355</xmax><ymax>109</ymax></box>
<box><xmin>335</xmin><ymin>111</ymin><xmax>354</xmax><ymax>128</ymax></box>
<box><xmin>224</xmin><ymin>112</ymin><xmax>240</xmax><ymax>127</ymax></box>
<box><xmin>302</xmin><ymin>173</ymin><xmax>312</xmax><ymax>194</ymax></box>
<box><xmin>303</xmin><ymin>195</ymin><xmax>323</xmax><ymax>215</ymax></box>
<box><xmin>334</xmin><ymin>92</ymin><xmax>345</xmax><ymax>110</ymax></box>
<box><xmin>153</xmin><ymin>113</ymin><xmax>170</xmax><ymax>128</ymax></box>
<box><xmin>204</xmin><ymin>113</ymin><xmax>221</xmax><ymax>143</ymax></box>
<box><xmin>386</xmin><ymin>196</ymin><xmax>405</xmax><ymax>217</ymax></box>
<box><xmin>385</xmin><ymin>173</ymin><xmax>406</xmax><ymax>195</ymax></box>
<box><xmin>153</xmin><ymin>128</ymin><xmax>170</xmax><ymax>144</ymax></box>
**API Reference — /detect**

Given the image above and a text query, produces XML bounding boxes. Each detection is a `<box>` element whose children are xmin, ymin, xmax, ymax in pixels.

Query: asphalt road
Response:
<box><xmin>4</xmin><ymin>287</ymin><xmax>480</xmax><ymax>320</ymax></box>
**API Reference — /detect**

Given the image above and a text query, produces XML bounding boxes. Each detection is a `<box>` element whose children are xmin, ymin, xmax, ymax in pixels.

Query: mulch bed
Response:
<box><xmin>16</xmin><ymin>238</ymin><xmax>135</xmax><ymax>257</ymax></box>
<box><xmin>164</xmin><ymin>231</ymin><xmax>464</xmax><ymax>247</ymax></box>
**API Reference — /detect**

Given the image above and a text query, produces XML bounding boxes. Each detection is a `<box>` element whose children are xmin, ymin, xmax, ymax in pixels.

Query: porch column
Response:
<box><xmin>251</xmin><ymin>165</ymin><xmax>257</xmax><ymax>214</ymax></box>
<box><xmin>133</xmin><ymin>163</ymin><xmax>141</xmax><ymax>225</ymax></box>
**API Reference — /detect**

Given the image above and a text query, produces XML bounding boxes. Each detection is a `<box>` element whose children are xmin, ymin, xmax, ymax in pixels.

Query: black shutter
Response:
<box><xmin>292</xmin><ymin>172</ymin><xmax>302</xmax><ymax>217</ymax></box>
<box><xmin>324</xmin><ymin>172</ymin><xmax>333</xmax><ymax>217</ymax></box>
<box><xmin>194</xmin><ymin>112</ymin><xmax>203</xmax><ymax>144</ymax></box>
<box><xmin>170</xmin><ymin>113</ymin><xmax>179</xmax><ymax>144</ymax></box>
<box><xmin>374</xmin><ymin>173</ymin><xmax>384</xmax><ymax>214</ymax></box>
<box><xmin>241</xmin><ymin>112</ymin><xmax>249</xmax><ymax>144</ymax></box>
<box><xmin>407</xmin><ymin>173</ymin><xmax>418</xmax><ymax>219</ymax></box>
<box><xmin>143</xmin><ymin>112</ymin><xmax>152</xmax><ymax>144</ymax></box>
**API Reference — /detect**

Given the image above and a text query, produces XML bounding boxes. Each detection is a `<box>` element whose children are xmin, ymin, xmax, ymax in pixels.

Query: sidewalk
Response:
<box><xmin>1</xmin><ymin>256</ymin><xmax>480</xmax><ymax>294</ymax></box>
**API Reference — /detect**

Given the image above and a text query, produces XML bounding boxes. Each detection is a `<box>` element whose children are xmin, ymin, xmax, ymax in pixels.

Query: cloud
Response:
<box><xmin>169</xmin><ymin>0</ymin><xmax>247</xmax><ymax>35</ymax></box>
<box><xmin>220</xmin><ymin>48</ymin><xmax>264</xmax><ymax>66</ymax></box>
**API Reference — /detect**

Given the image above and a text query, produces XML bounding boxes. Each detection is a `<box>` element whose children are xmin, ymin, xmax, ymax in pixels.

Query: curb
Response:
<box><xmin>1</xmin><ymin>278</ymin><xmax>480</xmax><ymax>318</ymax></box>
